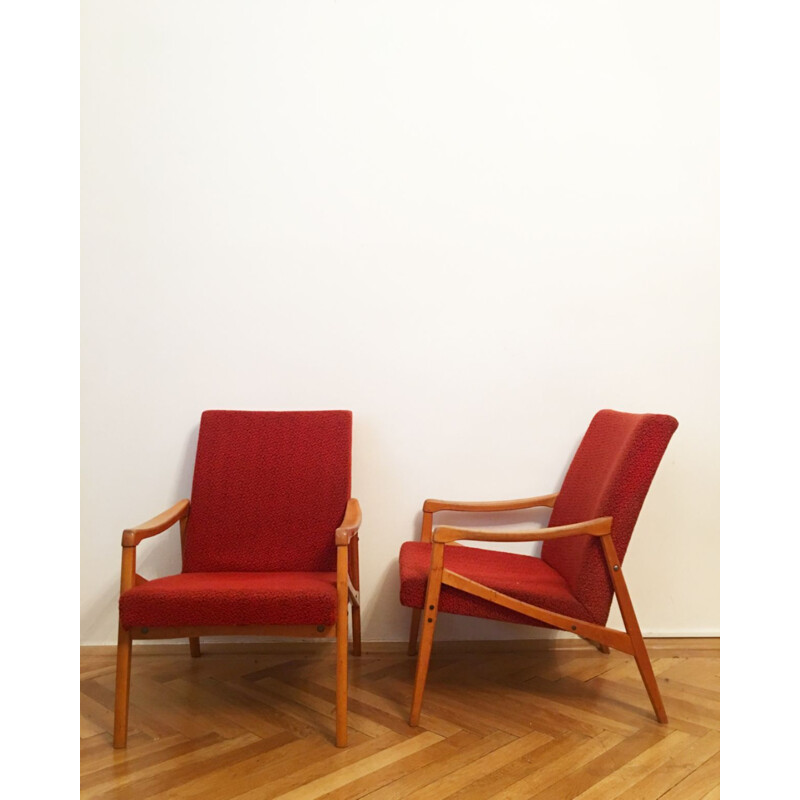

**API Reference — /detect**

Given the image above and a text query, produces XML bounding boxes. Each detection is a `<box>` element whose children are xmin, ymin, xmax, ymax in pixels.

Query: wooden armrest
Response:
<box><xmin>431</xmin><ymin>516</ymin><xmax>612</xmax><ymax>544</ymax></box>
<box><xmin>121</xmin><ymin>499</ymin><xmax>190</xmax><ymax>547</ymax></box>
<box><xmin>335</xmin><ymin>498</ymin><xmax>362</xmax><ymax>546</ymax></box>
<box><xmin>423</xmin><ymin>493</ymin><xmax>558</xmax><ymax>514</ymax></box>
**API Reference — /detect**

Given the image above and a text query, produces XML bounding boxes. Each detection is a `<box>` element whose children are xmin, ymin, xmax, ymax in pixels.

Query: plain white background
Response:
<box><xmin>8</xmin><ymin>0</ymin><xmax>800</xmax><ymax>793</ymax></box>
<box><xmin>80</xmin><ymin>0</ymin><xmax>719</xmax><ymax>646</ymax></box>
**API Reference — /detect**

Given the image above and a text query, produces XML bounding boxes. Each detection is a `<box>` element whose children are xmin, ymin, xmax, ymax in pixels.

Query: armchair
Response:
<box><xmin>114</xmin><ymin>410</ymin><xmax>361</xmax><ymax>748</ymax></box>
<box><xmin>399</xmin><ymin>409</ymin><xmax>678</xmax><ymax>726</ymax></box>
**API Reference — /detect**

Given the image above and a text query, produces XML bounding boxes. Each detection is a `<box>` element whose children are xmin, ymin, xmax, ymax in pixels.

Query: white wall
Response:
<box><xmin>81</xmin><ymin>0</ymin><xmax>719</xmax><ymax>644</ymax></box>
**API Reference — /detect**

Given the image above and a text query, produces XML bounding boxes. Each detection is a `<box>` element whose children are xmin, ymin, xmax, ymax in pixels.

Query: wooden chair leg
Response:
<box><xmin>629</xmin><ymin>630</ymin><xmax>668</xmax><ymax>723</ymax></box>
<box><xmin>349</xmin><ymin>535</ymin><xmax>361</xmax><ymax>657</ymax></box>
<box><xmin>409</xmin><ymin>543</ymin><xmax>445</xmax><ymax>726</ymax></box>
<box><xmin>408</xmin><ymin>608</ymin><xmax>422</xmax><ymax>656</ymax></box>
<box><xmin>351</xmin><ymin>604</ymin><xmax>362</xmax><ymax>657</ymax></box>
<box><xmin>336</xmin><ymin>547</ymin><xmax>349</xmax><ymax>747</ymax></box>
<box><xmin>113</xmin><ymin>625</ymin><xmax>132</xmax><ymax>748</ymax></box>
<box><xmin>409</xmin><ymin>605</ymin><xmax>438</xmax><ymax>725</ymax></box>
<box><xmin>581</xmin><ymin>635</ymin><xmax>610</xmax><ymax>654</ymax></box>
<box><xmin>189</xmin><ymin>637</ymin><xmax>201</xmax><ymax>658</ymax></box>
<box><xmin>600</xmin><ymin>536</ymin><xmax>667</xmax><ymax>723</ymax></box>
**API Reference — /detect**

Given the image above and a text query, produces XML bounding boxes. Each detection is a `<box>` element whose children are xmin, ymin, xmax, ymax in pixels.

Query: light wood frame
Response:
<box><xmin>113</xmin><ymin>497</ymin><xmax>362</xmax><ymax>749</ymax></box>
<box><xmin>407</xmin><ymin>494</ymin><xmax>667</xmax><ymax>727</ymax></box>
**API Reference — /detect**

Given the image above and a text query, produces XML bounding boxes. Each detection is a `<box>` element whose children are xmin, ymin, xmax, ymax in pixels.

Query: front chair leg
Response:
<box><xmin>113</xmin><ymin>624</ymin><xmax>132</xmax><ymax>748</ymax></box>
<box><xmin>336</xmin><ymin>547</ymin><xmax>349</xmax><ymax>747</ymax></box>
<box><xmin>409</xmin><ymin>542</ymin><xmax>445</xmax><ymax>726</ymax></box>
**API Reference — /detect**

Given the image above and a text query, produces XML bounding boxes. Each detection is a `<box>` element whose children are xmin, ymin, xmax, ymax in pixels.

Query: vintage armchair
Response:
<box><xmin>113</xmin><ymin>410</ymin><xmax>361</xmax><ymax>748</ymax></box>
<box><xmin>399</xmin><ymin>409</ymin><xmax>678</xmax><ymax>726</ymax></box>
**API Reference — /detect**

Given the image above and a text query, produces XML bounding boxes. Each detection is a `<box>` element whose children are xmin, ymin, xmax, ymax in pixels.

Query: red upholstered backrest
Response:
<box><xmin>182</xmin><ymin>410</ymin><xmax>352</xmax><ymax>573</ymax></box>
<box><xmin>541</xmin><ymin>410</ymin><xmax>678</xmax><ymax>625</ymax></box>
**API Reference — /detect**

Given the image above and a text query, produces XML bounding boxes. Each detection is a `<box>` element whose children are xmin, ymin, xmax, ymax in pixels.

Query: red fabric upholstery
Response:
<box><xmin>541</xmin><ymin>410</ymin><xmax>678</xmax><ymax>624</ymax></box>
<box><xmin>182</xmin><ymin>410</ymin><xmax>352</xmax><ymax>573</ymax></box>
<box><xmin>399</xmin><ymin>541</ymin><xmax>591</xmax><ymax>627</ymax></box>
<box><xmin>120</xmin><ymin>572</ymin><xmax>338</xmax><ymax>627</ymax></box>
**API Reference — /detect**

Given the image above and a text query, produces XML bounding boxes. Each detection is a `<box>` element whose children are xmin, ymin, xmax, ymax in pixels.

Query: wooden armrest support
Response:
<box><xmin>121</xmin><ymin>499</ymin><xmax>190</xmax><ymax>547</ymax></box>
<box><xmin>431</xmin><ymin>516</ymin><xmax>612</xmax><ymax>544</ymax></box>
<box><xmin>335</xmin><ymin>498</ymin><xmax>362</xmax><ymax>546</ymax></box>
<box><xmin>422</xmin><ymin>494</ymin><xmax>558</xmax><ymax>514</ymax></box>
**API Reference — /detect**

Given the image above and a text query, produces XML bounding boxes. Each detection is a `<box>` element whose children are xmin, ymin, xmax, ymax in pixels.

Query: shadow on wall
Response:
<box><xmin>172</xmin><ymin>422</ymin><xmax>200</xmax><ymax>506</ymax></box>
<box><xmin>81</xmin><ymin>423</ymin><xmax>201</xmax><ymax>643</ymax></box>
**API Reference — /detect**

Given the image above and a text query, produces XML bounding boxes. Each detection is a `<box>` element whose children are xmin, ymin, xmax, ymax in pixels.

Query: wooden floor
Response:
<box><xmin>81</xmin><ymin>638</ymin><xmax>719</xmax><ymax>799</ymax></box>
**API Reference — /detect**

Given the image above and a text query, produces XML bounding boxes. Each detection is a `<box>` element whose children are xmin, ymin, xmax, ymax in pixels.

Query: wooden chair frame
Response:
<box><xmin>114</xmin><ymin>497</ymin><xmax>362</xmax><ymax>749</ymax></box>
<box><xmin>406</xmin><ymin>494</ymin><xmax>667</xmax><ymax>727</ymax></box>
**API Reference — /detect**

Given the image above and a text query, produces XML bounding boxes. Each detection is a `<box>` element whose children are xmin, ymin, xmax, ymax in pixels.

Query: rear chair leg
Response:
<box><xmin>351</xmin><ymin>604</ymin><xmax>362</xmax><ymax>657</ymax></box>
<box><xmin>630</xmin><ymin>631</ymin><xmax>668</xmax><ymax>723</ymax></box>
<box><xmin>580</xmin><ymin>635</ymin><xmax>610</xmax><ymax>654</ymax></box>
<box><xmin>601</xmin><ymin>536</ymin><xmax>668</xmax><ymax>723</ymax></box>
<box><xmin>189</xmin><ymin>637</ymin><xmax>201</xmax><ymax>658</ymax></box>
<box><xmin>350</xmin><ymin>536</ymin><xmax>362</xmax><ymax>658</ymax></box>
<box><xmin>408</xmin><ymin>608</ymin><xmax>422</xmax><ymax>656</ymax></box>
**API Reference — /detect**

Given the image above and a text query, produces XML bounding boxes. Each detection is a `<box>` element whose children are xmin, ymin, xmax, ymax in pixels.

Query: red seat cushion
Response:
<box><xmin>399</xmin><ymin>542</ymin><xmax>591</xmax><ymax>627</ymax></box>
<box><xmin>119</xmin><ymin>572</ymin><xmax>338</xmax><ymax>628</ymax></box>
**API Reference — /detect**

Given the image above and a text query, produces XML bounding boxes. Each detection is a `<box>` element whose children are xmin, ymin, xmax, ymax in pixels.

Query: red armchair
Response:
<box><xmin>113</xmin><ymin>410</ymin><xmax>361</xmax><ymax>748</ymax></box>
<box><xmin>399</xmin><ymin>409</ymin><xmax>678</xmax><ymax>726</ymax></box>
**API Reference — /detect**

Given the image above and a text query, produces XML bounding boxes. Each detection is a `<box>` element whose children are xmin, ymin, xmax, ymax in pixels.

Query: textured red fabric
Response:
<box><xmin>182</xmin><ymin>410</ymin><xmax>352</xmax><ymax>573</ymax></box>
<box><xmin>119</xmin><ymin>572</ymin><xmax>338</xmax><ymax>627</ymax></box>
<box><xmin>399</xmin><ymin>541</ymin><xmax>591</xmax><ymax>627</ymax></box>
<box><xmin>541</xmin><ymin>410</ymin><xmax>678</xmax><ymax>625</ymax></box>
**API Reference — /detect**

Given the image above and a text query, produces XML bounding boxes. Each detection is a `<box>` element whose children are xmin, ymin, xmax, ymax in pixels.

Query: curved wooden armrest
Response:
<box><xmin>431</xmin><ymin>516</ymin><xmax>612</xmax><ymax>544</ymax></box>
<box><xmin>423</xmin><ymin>493</ymin><xmax>558</xmax><ymax>514</ymax></box>
<box><xmin>121</xmin><ymin>499</ymin><xmax>190</xmax><ymax>547</ymax></box>
<box><xmin>335</xmin><ymin>498</ymin><xmax>362</xmax><ymax>546</ymax></box>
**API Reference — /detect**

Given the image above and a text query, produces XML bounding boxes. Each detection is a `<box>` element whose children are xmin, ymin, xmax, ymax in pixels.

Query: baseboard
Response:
<box><xmin>81</xmin><ymin>635</ymin><xmax>719</xmax><ymax>657</ymax></box>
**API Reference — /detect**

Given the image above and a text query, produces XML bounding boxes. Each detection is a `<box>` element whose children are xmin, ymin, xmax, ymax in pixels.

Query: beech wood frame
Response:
<box><xmin>113</xmin><ymin>497</ymin><xmax>362</xmax><ymax>749</ymax></box>
<box><xmin>406</xmin><ymin>494</ymin><xmax>667</xmax><ymax>727</ymax></box>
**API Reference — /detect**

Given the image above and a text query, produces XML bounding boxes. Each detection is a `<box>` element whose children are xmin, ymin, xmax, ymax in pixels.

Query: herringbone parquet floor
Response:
<box><xmin>80</xmin><ymin>639</ymin><xmax>719</xmax><ymax>799</ymax></box>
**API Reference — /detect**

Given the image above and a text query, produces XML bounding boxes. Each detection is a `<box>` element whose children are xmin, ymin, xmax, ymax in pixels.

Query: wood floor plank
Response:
<box><xmin>614</xmin><ymin>730</ymin><xmax>720</xmax><ymax>800</ymax></box>
<box><xmin>255</xmin><ymin>732</ymin><xmax>444</xmax><ymax>800</ymax></box>
<box><xmin>82</xmin><ymin>733</ymin><xmax>264</xmax><ymax>800</ymax></box>
<box><xmin>80</xmin><ymin>733</ymin><xmax>187</xmax><ymax>775</ymax></box>
<box><xmin>146</xmin><ymin>734</ymin><xmax>375</xmax><ymax>800</ymax></box>
<box><xmin>526</xmin><ymin>728</ymin><xmax>670</xmax><ymax>799</ymax></box>
<box><xmin>402</xmin><ymin>731</ymin><xmax>552</xmax><ymax>800</ymax></box>
<box><xmin>362</xmin><ymin>731</ymin><xmax>515</xmax><ymax>800</ymax></box>
<box><xmin>248</xmin><ymin>732</ymin><xmax>419</xmax><ymax>800</ymax></box>
<box><xmin>658</xmin><ymin>752</ymin><xmax>721</xmax><ymax>800</ymax></box>
<box><xmin>570</xmin><ymin>730</ymin><xmax>697</xmax><ymax>799</ymax></box>
<box><xmin>486</xmin><ymin>731</ymin><xmax>624</xmax><ymax>800</ymax></box>
<box><xmin>322</xmin><ymin>730</ymin><xmax>479</xmax><ymax>800</ymax></box>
